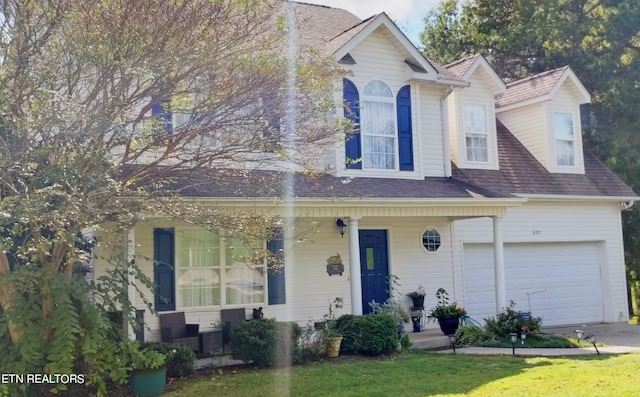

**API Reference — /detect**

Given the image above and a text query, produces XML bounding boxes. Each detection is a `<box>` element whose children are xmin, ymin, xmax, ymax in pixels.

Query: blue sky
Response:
<box><xmin>299</xmin><ymin>0</ymin><xmax>443</xmax><ymax>47</ymax></box>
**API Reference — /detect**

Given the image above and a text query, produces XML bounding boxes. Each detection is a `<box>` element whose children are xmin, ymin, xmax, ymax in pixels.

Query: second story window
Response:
<box><xmin>464</xmin><ymin>104</ymin><xmax>488</xmax><ymax>162</ymax></box>
<box><xmin>553</xmin><ymin>112</ymin><xmax>575</xmax><ymax>166</ymax></box>
<box><xmin>343</xmin><ymin>79</ymin><xmax>413</xmax><ymax>172</ymax></box>
<box><xmin>362</xmin><ymin>80</ymin><xmax>396</xmax><ymax>170</ymax></box>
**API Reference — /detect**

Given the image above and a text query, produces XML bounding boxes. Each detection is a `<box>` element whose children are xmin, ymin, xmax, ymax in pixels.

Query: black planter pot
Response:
<box><xmin>410</xmin><ymin>296</ymin><xmax>425</xmax><ymax>310</ymax></box>
<box><xmin>437</xmin><ymin>316</ymin><xmax>460</xmax><ymax>335</ymax></box>
<box><xmin>411</xmin><ymin>315</ymin><xmax>422</xmax><ymax>332</ymax></box>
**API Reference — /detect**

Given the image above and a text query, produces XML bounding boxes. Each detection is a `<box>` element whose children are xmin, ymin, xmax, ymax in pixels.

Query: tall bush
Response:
<box><xmin>230</xmin><ymin>319</ymin><xmax>302</xmax><ymax>368</ymax></box>
<box><xmin>336</xmin><ymin>314</ymin><xmax>397</xmax><ymax>355</ymax></box>
<box><xmin>484</xmin><ymin>305</ymin><xmax>542</xmax><ymax>338</ymax></box>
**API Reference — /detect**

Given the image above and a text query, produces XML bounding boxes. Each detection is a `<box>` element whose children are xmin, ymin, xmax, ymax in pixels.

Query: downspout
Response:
<box><xmin>441</xmin><ymin>85</ymin><xmax>454</xmax><ymax>177</ymax></box>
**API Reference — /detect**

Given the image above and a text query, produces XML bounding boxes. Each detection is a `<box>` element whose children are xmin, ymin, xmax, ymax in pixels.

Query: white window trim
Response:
<box><xmin>463</xmin><ymin>103</ymin><xmax>490</xmax><ymax>164</ymax></box>
<box><xmin>361</xmin><ymin>80</ymin><xmax>399</xmax><ymax>171</ymax></box>
<box><xmin>176</xmin><ymin>229</ymin><xmax>267</xmax><ymax>309</ymax></box>
<box><xmin>553</xmin><ymin>111</ymin><xmax>576</xmax><ymax>167</ymax></box>
<box><xmin>420</xmin><ymin>228</ymin><xmax>441</xmax><ymax>254</ymax></box>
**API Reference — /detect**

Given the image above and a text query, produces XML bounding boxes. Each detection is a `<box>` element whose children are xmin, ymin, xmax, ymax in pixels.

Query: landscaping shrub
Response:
<box><xmin>336</xmin><ymin>314</ymin><xmax>397</xmax><ymax>355</ymax></box>
<box><xmin>455</xmin><ymin>325</ymin><xmax>491</xmax><ymax>345</ymax></box>
<box><xmin>484</xmin><ymin>305</ymin><xmax>542</xmax><ymax>338</ymax></box>
<box><xmin>230</xmin><ymin>318</ymin><xmax>302</xmax><ymax>368</ymax></box>
<box><xmin>141</xmin><ymin>341</ymin><xmax>195</xmax><ymax>378</ymax></box>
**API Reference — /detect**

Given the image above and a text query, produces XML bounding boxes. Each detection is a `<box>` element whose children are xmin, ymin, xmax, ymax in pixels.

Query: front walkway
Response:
<box><xmin>410</xmin><ymin>322</ymin><xmax>640</xmax><ymax>356</ymax></box>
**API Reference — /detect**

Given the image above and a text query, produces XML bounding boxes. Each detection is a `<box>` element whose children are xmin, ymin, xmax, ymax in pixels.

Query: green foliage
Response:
<box><xmin>483</xmin><ymin>304</ymin><xmax>542</xmax><ymax>338</ymax></box>
<box><xmin>335</xmin><ymin>314</ymin><xmax>397</xmax><ymax>356</ymax></box>
<box><xmin>399</xmin><ymin>334</ymin><xmax>412</xmax><ymax>351</ymax></box>
<box><xmin>141</xmin><ymin>342</ymin><xmax>195</xmax><ymax>378</ymax></box>
<box><xmin>121</xmin><ymin>341</ymin><xmax>167</xmax><ymax>370</ymax></box>
<box><xmin>455</xmin><ymin>325</ymin><xmax>492</xmax><ymax>346</ymax></box>
<box><xmin>0</xmin><ymin>270</ymin><xmax>139</xmax><ymax>396</ymax></box>
<box><xmin>230</xmin><ymin>319</ymin><xmax>302</xmax><ymax>368</ymax></box>
<box><xmin>369</xmin><ymin>299</ymin><xmax>410</xmax><ymax>338</ymax></box>
<box><xmin>427</xmin><ymin>288</ymin><xmax>467</xmax><ymax>320</ymax></box>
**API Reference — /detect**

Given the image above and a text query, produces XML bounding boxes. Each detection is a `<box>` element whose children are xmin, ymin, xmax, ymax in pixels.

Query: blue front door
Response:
<box><xmin>359</xmin><ymin>230</ymin><xmax>390</xmax><ymax>314</ymax></box>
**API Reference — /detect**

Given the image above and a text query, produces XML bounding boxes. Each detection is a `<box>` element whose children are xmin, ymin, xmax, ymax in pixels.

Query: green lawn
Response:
<box><xmin>163</xmin><ymin>351</ymin><xmax>640</xmax><ymax>397</ymax></box>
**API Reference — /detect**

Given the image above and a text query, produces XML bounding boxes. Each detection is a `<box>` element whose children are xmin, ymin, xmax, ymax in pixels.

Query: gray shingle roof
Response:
<box><xmin>155</xmin><ymin>169</ymin><xmax>511</xmax><ymax>200</ymax></box>
<box><xmin>452</xmin><ymin>121</ymin><xmax>637</xmax><ymax>197</ymax></box>
<box><xmin>444</xmin><ymin>55</ymin><xmax>481</xmax><ymax>79</ymax></box>
<box><xmin>495</xmin><ymin>66</ymin><xmax>569</xmax><ymax>108</ymax></box>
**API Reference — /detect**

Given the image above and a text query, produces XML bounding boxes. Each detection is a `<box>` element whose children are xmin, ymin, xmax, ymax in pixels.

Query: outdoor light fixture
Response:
<box><xmin>520</xmin><ymin>332</ymin><xmax>527</xmax><ymax>345</ymax></box>
<box><xmin>509</xmin><ymin>333</ymin><xmax>518</xmax><ymax>355</ymax></box>
<box><xmin>575</xmin><ymin>329</ymin><xmax>584</xmax><ymax>341</ymax></box>
<box><xmin>448</xmin><ymin>334</ymin><xmax>457</xmax><ymax>354</ymax></box>
<box><xmin>585</xmin><ymin>335</ymin><xmax>600</xmax><ymax>355</ymax></box>
<box><xmin>336</xmin><ymin>218</ymin><xmax>347</xmax><ymax>238</ymax></box>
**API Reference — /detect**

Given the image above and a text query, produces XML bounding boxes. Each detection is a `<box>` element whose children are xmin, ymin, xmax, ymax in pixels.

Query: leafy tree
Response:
<box><xmin>422</xmin><ymin>0</ymin><xmax>640</xmax><ymax>314</ymax></box>
<box><xmin>0</xmin><ymin>0</ymin><xmax>344</xmax><ymax>394</ymax></box>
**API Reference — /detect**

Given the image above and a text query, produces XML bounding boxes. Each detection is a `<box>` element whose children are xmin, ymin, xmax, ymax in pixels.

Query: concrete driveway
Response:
<box><xmin>543</xmin><ymin>322</ymin><xmax>640</xmax><ymax>347</ymax></box>
<box><xmin>445</xmin><ymin>322</ymin><xmax>640</xmax><ymax>356</ymax></box>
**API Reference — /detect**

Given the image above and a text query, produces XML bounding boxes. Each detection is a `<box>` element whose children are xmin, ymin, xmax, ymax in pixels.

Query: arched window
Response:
<box><xmin>361</xmin><ymin>80</ymin><xmax>396</xmax><ymax>169</ymax></box>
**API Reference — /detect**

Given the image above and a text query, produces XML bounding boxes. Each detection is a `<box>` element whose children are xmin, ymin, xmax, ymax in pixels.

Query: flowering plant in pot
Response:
<box><xmin>406</xmin><ymin>285</ymin><xmax>426</xmax><ymax>310</ymax></box>
<box><xmin>426</xmin><ymin>288</ymin><xmax>467</xmax><ymax>335</ymax></box>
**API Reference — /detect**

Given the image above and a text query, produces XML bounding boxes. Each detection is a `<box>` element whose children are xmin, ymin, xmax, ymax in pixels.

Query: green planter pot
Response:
<box><xmin>129</xmin><ymin>366</ymin><xmax>167</xmax><ymax>397</ymax></box>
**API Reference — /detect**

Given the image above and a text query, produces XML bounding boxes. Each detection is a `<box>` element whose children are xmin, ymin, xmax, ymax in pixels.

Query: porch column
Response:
<box><xmin>348</xmin><ymin>217</ymin><xmax>363</xmax><ymax>315</ymax></box>
<box><xmin>493</xmin><ymin>216</ymin><xmax>506</xmax><ymax>314</ymax></box>
<box><xmin>125</xmin><ymin>227</ymin><xmax>136</xmax><ymax>341</ymax></box>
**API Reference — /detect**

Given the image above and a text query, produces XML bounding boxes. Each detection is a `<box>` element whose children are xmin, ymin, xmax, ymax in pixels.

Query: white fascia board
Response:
<box><xmin>332</xmin><ymin>13</ymin><xmax>438</xmax><ymax>78</ymax></box>
<box><xmin>515</xmin><ymin>194</ymin><xmax>638</xmax><ymax>202</ymax></box>
<box><xmin>464</xmin><ymin>56</ymin><xmax>507</xmax><ymax>94</ymax></box>
<box><xmin>495</xmin><ymin>96</ymin><xmax>551</xmax><ymax>113</ymax></box>
<box><xmin>178</xmin><ymin>196</ymin><xmax>527</xmax><ymax>208</ymax></box>
<box><xmin>549</xmin><ymin>68</ymin><xmax>591</xmax><ymax>104</ymax></box>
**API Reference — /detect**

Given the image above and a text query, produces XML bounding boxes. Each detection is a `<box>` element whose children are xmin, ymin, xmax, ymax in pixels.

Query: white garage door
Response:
<box><xmin>463</xmin><ymin>242</ymin><xmax>603</xmax><ymax>327</ymax></box>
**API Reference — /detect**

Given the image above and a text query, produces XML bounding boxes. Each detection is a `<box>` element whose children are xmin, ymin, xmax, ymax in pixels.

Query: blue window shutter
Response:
<box><xmin>397</xmin><ymin>85</ymin><xmax>414</xmax><ymax>171</ymax></box>
<box><xmin>152</xmin><ymin>100</ymin><xmax>172</xmax><ymax>134</ymax></box>
<box><xmin>154</xmin><ymin>228</ymin><xmax>175</xmax><ymax>311</ymax></box>
<box><xmin>267</xmin><ymin>229</ymin><xmax>286</xmax><ymax>305</ymax></box>
<box><xmin>343</xmin><ymin>78</ymin><xmax>361</xmax><ymax>169</ymax></box>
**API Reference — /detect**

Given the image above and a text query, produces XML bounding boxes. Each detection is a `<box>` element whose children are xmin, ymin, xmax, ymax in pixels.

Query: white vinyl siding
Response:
<box><xmin>497</xmin><ymin>80</ymin><xmax>585</xmax><ymax>174</ymax></box>
<box><xmin>448</xmin><ymin>71</ymin><xmax>498</xmax><ymax>170</ymax></box>
<box><xmin>336</xmin><ymin>30</ymin><xmax>428</xmax><ymax>179</ymax></box>
<box><xmin>454</xmin><ymin>201</ymin><xmax>629</xmax><ymax>324</ymax></box>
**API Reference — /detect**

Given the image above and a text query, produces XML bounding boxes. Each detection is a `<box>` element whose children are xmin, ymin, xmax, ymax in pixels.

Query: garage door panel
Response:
<box><xmin>463</xmin><ymin>242</ymin><xmax>603</xmax><ymax>327</ymax></box>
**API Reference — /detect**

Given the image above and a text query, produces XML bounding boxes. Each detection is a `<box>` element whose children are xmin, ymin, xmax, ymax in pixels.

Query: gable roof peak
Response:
<box><xmin>496</xmin><ymin>65</ymin><xmax>590</xmax><ymax>109</ymax></box>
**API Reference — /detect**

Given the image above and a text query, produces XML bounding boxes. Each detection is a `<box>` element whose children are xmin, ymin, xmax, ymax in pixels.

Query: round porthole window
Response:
<box><xmin>421</xmin><ymin>229</ymin><xmax>441</xmax><ymax>252</ymax></box>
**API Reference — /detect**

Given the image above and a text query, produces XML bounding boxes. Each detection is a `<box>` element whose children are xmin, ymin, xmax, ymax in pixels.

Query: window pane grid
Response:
<box><xmin>464</xmin><ymin>104</ymin><xmax>488</xmax><ymax>163</ymax></box>
<box><xmin>176</xmin><ymin>230</ymin><xmax>266</xmax><ymax>308</ymax></box>
<box><xmin>554</xmin><ymin>112</ymin><xmax>575</xmax><ymax>166</ymax></box>
<box><xmin>361</xmin><ymin>80</ymin><xmax>397</xmax><ymax>170</ymax></box>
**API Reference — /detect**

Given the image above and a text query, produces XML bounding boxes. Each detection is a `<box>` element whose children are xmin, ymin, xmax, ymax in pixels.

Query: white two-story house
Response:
<box><xmin>94</xmin><ymin>2</ymin><xmax>637</xmax><ymax>340</ymax></box>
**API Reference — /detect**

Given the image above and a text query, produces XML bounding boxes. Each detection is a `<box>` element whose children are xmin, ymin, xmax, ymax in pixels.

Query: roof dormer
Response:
<box><xmin>445</xmin><ymin>55</ymin><xmax>506</xmax><ymax>171</ymax></box>
<box><xmin>495</xmin><ymin>66</ymin><xmax>591</xmax><ymax>174</ymax></box>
